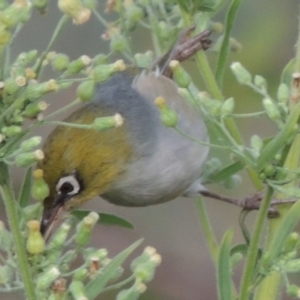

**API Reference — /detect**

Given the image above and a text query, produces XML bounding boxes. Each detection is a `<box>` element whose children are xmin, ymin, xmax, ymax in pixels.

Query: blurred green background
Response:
<box><xmin>1</xmin><ymin>0</ymin><xmax>299</xmax><ymax>299</ymax></box>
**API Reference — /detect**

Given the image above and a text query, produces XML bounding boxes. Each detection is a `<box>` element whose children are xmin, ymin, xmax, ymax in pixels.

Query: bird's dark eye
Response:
<box><xmin>60</xmin><ymin>182</ymin><xmax>74</xmax><ymax>194</ymax></box>
<box><xmin>56</xmin><ymin>174</ymin><xmax>81</xmax><ymax>196</ymax></box>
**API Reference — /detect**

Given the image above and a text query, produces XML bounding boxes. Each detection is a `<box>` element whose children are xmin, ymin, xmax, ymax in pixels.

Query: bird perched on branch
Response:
<box><xmin>39</xmin><ymin>28</ymin><xmax>212</xmax><ymax>236</ymax></box>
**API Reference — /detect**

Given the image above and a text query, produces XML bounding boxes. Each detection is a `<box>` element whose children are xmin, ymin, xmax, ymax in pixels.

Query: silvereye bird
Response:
<box><xmin>39</xmin><ymin>29</ymin><xmax>212</xmax><ymax>236</ymax></box>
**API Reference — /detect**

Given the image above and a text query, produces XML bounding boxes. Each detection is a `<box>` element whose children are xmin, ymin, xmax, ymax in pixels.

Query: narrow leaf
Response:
<box><xmin>217</xmin><ymin>229</ymin><xmax>234</xmax><ymax>300</ymax></box>
<box><xmin>72</xmin><ymin>210</ymin><xmax>134</xmax><ymax>229</ymax></box>
<box><xmin>257</xmin><ymin>102</ymin><xmax>300</xmax><ymax>171</ymax></box>
<box><xmin>268</xmin><ymin>200</ymin><xmax>300</xmax><ymax>262</ymax></box>
<box><xmin>280</xmin><ymin>58</ymin><xmax>295</xmax><ymax>86</ymax></box>
<box><xmin>18</xmin><ymin>167</ymin><xmax>32</xmax><ymax>207</ymax></box>
<box><xmin>85</xmin><ymin>239</ymin><xmax>143</xmax><ymax>299</ymax></box>
<box><xmin>207</xmin><ymin>161</ymin><xmax>243</xmax><ymax>183</ymax></box>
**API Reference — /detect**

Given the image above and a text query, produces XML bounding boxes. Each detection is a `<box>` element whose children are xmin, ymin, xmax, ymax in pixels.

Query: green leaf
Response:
<box><xmin>217</xmin><ymin>229</ymin><xmax>233</xmax><ymax>300</ymax></box>
<box><xmin>281</xmin><ymin>58</ymin><xmax>295</xmax><ymax>86</ymax></box>
<box><xmin>267</xmin><ymin>200</ymin><xmax>300</xmax><ymax>263</ymax></box>
<box><xmin>257</xmin><ymin>102</ymin><xmax>300</xmax><ymax>172</ymax></box>
<box><xmin>230</xmin><ymin>243</ymin><xmax>247</xmax><ymax>257</ymax></box>
<box><xmin>207</xmin><ymin>161</ymin><xmax>243</xmax><ymax>183</ymax></box>
<box><xmin>72</xmin><ymin>210</ymin><xmax>134</xmax><ymax>229</ymax></box>
<box><xmin>85</xmin><ymin>239</ymin><xmax>143</xmax><ymax>299</ymax></box>
<box><xmin>18</xmin><ymin>167</ymin><xmax>32</xmax><ymax>207</ymax></box>
<box><xmin>268</xmin><ymin>182</ymin><xmax>300</xmax><ymax>198</ymax></box>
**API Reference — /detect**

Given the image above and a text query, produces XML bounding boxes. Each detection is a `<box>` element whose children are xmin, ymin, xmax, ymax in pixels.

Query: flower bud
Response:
<box><xmin>263</xmin><ymin>98</ymin><xmax>281</xmax><ymax>121</ymax></box>
<box><xmin>2</xmin><ymin>125</ymin><xmax>22</xmax><ymax>137</ymax></box>
<box><xmin>31</xmin><ymin>169</ymin><xmax>49</xmax><ymax>201</ymax></box>
<box><xmin>16</xmin><ymin>50</ymin><xmax>38</xmax><ymax>66</ymax></box>
<box><xmin>0</xmin><ymin>2</ymin><xmax>28</xmax><ymax>28</ymax></box>
<box><xmin>73</xmin><ymin>268</ymin><xmax>88</xmax><ymax>281</ymax></box>
<box><xmin>26</xmin><ymin>220</ymin><xmax>45</xmax><ymax>254</ymax></box>
<box><xmin>75</xmin><ymin>212</ymin><xmax>99</xmax><ymax>246</ymax></box>
<box><xmin>58</xmin><ymin>81</ymin><xmax>73</xmax><ymax>90</ymax></box>
<box><xmin>221</xmin><ymin>97</ymin><xmax>234</xmax><ymax>116</ymax></box>
<box><xmin>125</xmin><ymin>4</ymin><xmax>144</xmax><ymax>29</ymax></box>
<box><xmin>25</xmin><ymin>68</ymin><xmax>36</xmax><ymax>80</ymax></box>
<box><xmin>134</xmin><ymin>51</ymin><xmax>154</xmax><ymax>69</ymax></box>
<box><xmin>110</xmin><ymin>34</ymin><xmax>129</xmax><ymax>52</ymax></box>
<box><xmin>263</xmin><ymin>164</ymin><xmax>275</xmax><ymax>177</ymax></box>
<box><xmin>58</xmin><ymin>0</ymin><xmax>91</xmax><ymax>25</ymax></box>
<box><xmin>67</xmin><ymin>55</ymin><xmax>91</xmax><ymax>74</ymax></box>
<box><xmin>23</xmin><ymin>101</ymin><xmax>48</xmax><ymax>118</ymax></box>
<box><xmin>254</xmin><ymin>75</ymin><xmax>267</xmax><ymax>91</ymax></box>
<box><xmin>92</xmin><ymin>114</ymin><xmax>123</xmax><ymax>131</ymax></box>
<box><xmin>169</xmin><ymin>60</ymin><xmax>192</xmax><ymax>88</ymax></box>
<box><xmin>32</xmin><ymin>0</ymin><xmax>47</xmax><ymax>13</ymax></box>
<box><xmin>48</xmin><ymin>221</ymin><xmax>72</xmax><ymax>249</ymax></box>
<box><xmin>230</xmin><ymin>62</ymin><xmax>252</xmax><ymax>85</ymax></box>
<box><xmin>157</xmin><ymin>21</ymin><xmax>171</xmax><ymax>40</ymax></box>
<box><xmin>277</xmin><ymin>83</ymin><xmax>289</xmax><ymax>104</ymax></box>
<box><xmin>83</xmin><ymin>0</ymin><xmax>97</xmax><ymax>9</ymax></box>
<box><xmin>4</xmin><ymin>77</ymin><xmax>20</xmax><ymax>95</ymax></box>
<box><xmin>283</xmin><ymin>232</ymin><xmax>300</xmax><ymax>253</ymax></box>
<box><xmin>210</xmin><ymin>22</ymin><xmax>223</xmax><ymax>34</ymax></box>
<box><xmin>15</xmin><ymin>75</ymin><xmax>26</xmax><ymax>86</ymax></box>
<box><xmin>93</xmin><ymin>53</ymin><xmax>108</xmax><ymax>66</ymax></box>
<box><xmin>20</xmin><ymin>136</ymin><xmax>42</xmax><ymax>151</ymax></box>
<box><xmin>15</xmin><ymin>150</ymin><xmax>44</xmax><ymax>167</ymax></box>
<box><xmin>69</xmin><ymin>281</ymin><xmax>88</xmax><ymax>300</ymax></box>
<box><xmin>25</xmin><ymin>79</ymin><xmax>58</xmax><ymax>101</ymax></box>
<box><xmin>92</xmin><ymin>60</ymin><xmax>126</xmax><ymax>83</ymax></box>
<box><xmin>117</xmin><ymin>283</ymin><xmax>147</xmax><ymax>300</ymax></box>
<box><xmin>51</xmin><ymin>54</ymin><xmax>70</xmax><ymax>71</ymax></box>
<box><xmin>155</xmin><ymin>96</ymin><xmax>178</xmax><ymax>127</ymax></box>
<box><xmin>287</xmin><ymin>284</ymin><xmax>300</xmax><ymax>298</ymax></box>
<box><xmin>282</xmin><ymin>259</ymin><xmax>300</xmax><ymax>273</ymax></box>
<box><xmin>131</xmin><ymin>247</ymin><xmax>161</xmax><ymax>282</ymax></box>
<box><xmin>250</xmin><ymin>134</ymin><xmax>263</xmax><ymax>158</ymax></box>
<box><xmin>36</xmin><ymin>267</ymin><xmax>60</xmax><ymax>290</ymax></box>
<box><xmin>77</xmin><ymin>79</ymin><xmax>95</xmax><ymax>102</ymax></box>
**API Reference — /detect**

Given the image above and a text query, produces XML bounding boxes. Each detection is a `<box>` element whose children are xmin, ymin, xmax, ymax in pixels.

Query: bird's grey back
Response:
<box><xmin>92</xmin><ymin>71</ymin><xmax>209</xmax><ymax>206</ymax></box>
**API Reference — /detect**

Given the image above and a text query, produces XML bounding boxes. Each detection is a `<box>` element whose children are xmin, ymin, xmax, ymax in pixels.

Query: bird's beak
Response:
<box><xmin>40</xmin><ymin>194</ymin><xmax>68</xmax><ymax>239</ymax></box>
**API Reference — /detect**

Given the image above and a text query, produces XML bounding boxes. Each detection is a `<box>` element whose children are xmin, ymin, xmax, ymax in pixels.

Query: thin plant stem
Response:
<box><xmin>101</xmin><ymin>275</ymin><xmax>135</xmax><ymax>293</ymax></box>
<box><xmin>254</xmin><ymin>9</ymin><xmax>300</xmax><ymax>299</ymax></box>
<box><xmin>230</xmin><ymin>111</ymin><xmax>265</xmax><ymax>118</ymax></box>
<box><xmin>146</xmin><ymin>6</ymin><xmax>162</xmax><ymax>56</ymax></box>
<box><xmin>4</xmin><ymin>24</ymin><xmax>23</xmax><ymax>77</ymax></box>
<box><xmin>0</xmin><ymin>163</ymin><xmax>37</xmax><ymax>300</ymax></box>
<box><xmin>93</xmin><ymin>9</ymin><xmax>109</xmax><ymax>27</ymax></box>
<box><xmin>43</xmin><ymin>98</ymin><xmax>81</xmax><ymax>121</ymax></box>
<box><xmin>179</xmin><ymin>7</ymin><xmax>263</xmax><ymax>191</ymax></box>
<box><xmin>34</xmin><ymin>15</ymin><xmax>69</xmax><ymax>77</ymax></box>
<box><xmin>215</xmin><ymin>0</ymin><xmax>244</xmax><ymax>87</ymax></box>
<box><xmin>195</xmin><ymin>198</ymin><xmax>218</xmax><ymax>262</ymax></box>
<box><xmin>239</xmin><ymin>186</ymin><xmax>274</xmax><ymax>300</ymax></box>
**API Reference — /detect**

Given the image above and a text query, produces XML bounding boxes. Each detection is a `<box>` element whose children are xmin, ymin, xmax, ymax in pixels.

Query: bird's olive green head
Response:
<box><xmin>38</xmin><ymin>105</ymin><xmax>133</xmax><ymax>235</ymax></box>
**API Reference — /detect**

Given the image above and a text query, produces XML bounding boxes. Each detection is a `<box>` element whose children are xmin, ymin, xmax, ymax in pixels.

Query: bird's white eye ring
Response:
<box><xmin>56</xmin><ymin>174</ymin><xmax>80</xmax><ymax>196</ymax></box>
